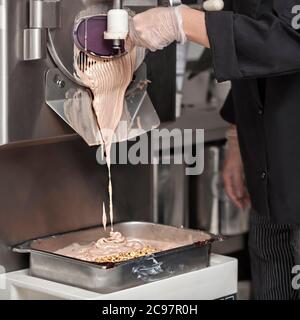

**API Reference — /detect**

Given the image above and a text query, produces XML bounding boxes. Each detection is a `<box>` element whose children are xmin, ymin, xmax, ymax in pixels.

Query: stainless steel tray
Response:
<box><xmin>13</xmin><ymin>222</ymin><xmax>221</xmax><ymax>294</ymax></box>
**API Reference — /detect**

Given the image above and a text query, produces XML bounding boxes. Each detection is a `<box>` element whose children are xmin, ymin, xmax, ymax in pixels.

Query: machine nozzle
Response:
<box><xmin>112</xmin><ymin>39</ymin><xmax>122</xmax><ymax>53</ymax></box>
<box><xmin>104</xmin><ymin>1</ymin><xmax>128</xmax><ymax>51</ymax></box>
<box><xmin>113</xmin><ymin>0</ymin><xmax>122</xmax><ymax>9</ymax></box>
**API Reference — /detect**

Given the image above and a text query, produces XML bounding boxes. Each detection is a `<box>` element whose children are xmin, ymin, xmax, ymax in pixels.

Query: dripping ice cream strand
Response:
<box><xmin>74</xmin><ymin>43</ymin><xmax>137</xmax><ymax>237</ymax></box>
<box><xmin>102</xmin><ymin>202</ymin><xmax>107</xmax><ymax>231</ymax></box>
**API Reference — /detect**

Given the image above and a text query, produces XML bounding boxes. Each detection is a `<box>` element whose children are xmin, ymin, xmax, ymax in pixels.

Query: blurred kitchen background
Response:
<box><xmin>169</xmin><ymin>42</ymin><xmax>251</xmax><ymax>299</ymax></box>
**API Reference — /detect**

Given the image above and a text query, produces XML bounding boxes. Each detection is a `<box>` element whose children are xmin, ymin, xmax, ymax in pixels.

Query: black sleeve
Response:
<box><xmin>205</xmin><ymin>0</ymin><xmax>300</xmax><ymax>82</ymax></box>
<box><xmin>220</xmin><ymin>89</ymin><xmax>235</xmax><ymax>124</ymax></box>
<box><xmin>223</xmin><ymin>0</ymin><xmax>233</xmax><ymax>11</ymax></box>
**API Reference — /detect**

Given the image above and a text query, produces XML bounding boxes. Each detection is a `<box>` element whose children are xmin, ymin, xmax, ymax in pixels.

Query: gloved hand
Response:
<box><xmin>222</xmin><ymin>126</ymin><xmax>251</xmax><ymax>210</ymax></box>
<box><xmin>128</xmin><ymin>6</ymin><xmax>187</xmax><ymax>52</ymax></box>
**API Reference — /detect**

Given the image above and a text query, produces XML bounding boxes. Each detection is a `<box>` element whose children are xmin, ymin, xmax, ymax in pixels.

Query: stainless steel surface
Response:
<box><xmin>113</xmin><ymin>0</ymin><xmax>122</xmax><ymax>8</ymax></box>
<box><xmin>47</xmin><ymin>29</ymin><xmax>85</xmax><ymax>87</ymax></box>
<box><xmin>23</xmin><ymin>28</ymin><xmax>47</xmax><ymax>61</ymax></box>
<box><xmin>0</xmin><ymin>139</ymin><xmax>156</xmax><ymax>272</ymax></box>
<box><xmin>182</xmin><ymin>71</ymin><xmax>211</xmax><ymax>106</ymax></box>
<box><xmin>159</xmin><ymin>0</ymin><xmax>202</xmax><ymax>6</ymax></box>
<box><xmin>0</xmin><ymin>0</ymin><xmax>76</xmax><ymax>146</ymax></box>
<box><xmin>152</xmin><ymin>157</ymin><xmax>189</xmax><ymax>228</ymax></box>
<box><xmin>124</xmin><ymin>0</ymin><xmax>158</xmax><ymax>6</ymax></box>
<box><xmin>191</xmin><ymin>146</ymin><xmax>220</xmax><ymax>234</ymax></box>
<box><xmin>29</xmin><ymin>0</ymin><xmax>61</xmax><ymax>29</ymax></box>
<box><xmin>161</xmin><ymin>107</ymin><xmax>228</xmax><ymax>143</ymax></box>
<box><xmin>168</xmin><ymin>0</ymin><xmax>182</xmax><ymax>6</ymax></box>
<box><xmin>24</xmin><ymin>0</ymin><xmax>61</xmax><ymax>61</ymax></box>
<box><xmin>112</xmin><ymin>39</ymin><xmax>121</xmax><ymax>50</ymax></box>
<box><xmin>14</xmin><ymin>222</ymin><xmax>219</xmax><ymax>293</ymax></box>
<box><xmin>151</xmin><ymin>108</ymin><xmax>227</xmax><ymax>231</ymax></box>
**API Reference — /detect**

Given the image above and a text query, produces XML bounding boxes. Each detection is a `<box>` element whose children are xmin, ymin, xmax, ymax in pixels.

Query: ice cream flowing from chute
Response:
<box><xmin>70</xmin><ymin>7</ymin><xmax>159</xmax><ymax>246</ymax></box>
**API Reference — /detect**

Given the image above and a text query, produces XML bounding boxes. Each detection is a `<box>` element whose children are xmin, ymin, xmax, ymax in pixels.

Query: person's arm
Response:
<box><xmin>205</xmin><ymin>0</ymin><xmax>300</xmax><ymax>81</ymax></box>
<box><xmin>130</xmin><ymin>1</ymin><xmax>300</xmax><ymax>81</ymax></box>
<box><xmin>128</xmin><ymin>5</ymin><xmax>211</xmax><ymax>52</ymax></box>
<box><xmin>128</xmin><ymin>0</ymin><xmax>231</xmax><ymax>51</ymax></box>
<box><xmin>223</xmin><ymin>124</ymin><xmax>251</xmax><ymax>210</ymax></box>
<box><xmin>180</xmin><ymin>0</ymin><xmax>232</xmax><ymax>46</ymax></box>
<box><xmin>220</xmin><ymin>90</ymin><xmax>250</xmax><ymax>209</ymax></box>
<box><xmin>180</xmin><ymin>8</ymin><xmax>210</xmax><ymax>47</ymax></box>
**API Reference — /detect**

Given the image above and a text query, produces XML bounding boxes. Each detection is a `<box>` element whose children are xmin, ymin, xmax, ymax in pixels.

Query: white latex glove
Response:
<box><xmin>128</xmin><ymin>6</ymin><xmax>187</xmax><ymax>52</ymax></box>
<box><xmin>222</xmin><ymin>126</ymin><xmax>251</xmax><ymax>210</ymax></box>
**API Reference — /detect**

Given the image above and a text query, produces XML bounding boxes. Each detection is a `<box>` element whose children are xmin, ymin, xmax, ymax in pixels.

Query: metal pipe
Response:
<box><xmin>113</xmin><ymin>0</ymin><xmax>122</xmax><ymax>9</ymax></box>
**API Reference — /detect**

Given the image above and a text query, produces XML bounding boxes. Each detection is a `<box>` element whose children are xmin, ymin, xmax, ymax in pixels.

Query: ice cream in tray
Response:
<box><xmin>13</xmin><ymin>222</ymin><xmax>222</xmax><ymax>293</ymax></box>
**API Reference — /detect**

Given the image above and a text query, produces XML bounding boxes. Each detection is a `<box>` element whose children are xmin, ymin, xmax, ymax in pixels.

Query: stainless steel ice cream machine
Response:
<box><xmin>0</xmin><ymin>0</ymin><xmax>206</xmax><ymax>147</ymax></box>
<box><xmin>0</xmin><ymin>0</ymin><xmax>239</xmax><ymax>297</ymax></box>
<box><xmin>0</xmin><ymin>0</ymin><xmax>179</xmax><ymax>147</ymax></box>
<box><xmin>0</xmin><ymin>0</ymin><xmax>179</xmax><ymax>272</ymax></box>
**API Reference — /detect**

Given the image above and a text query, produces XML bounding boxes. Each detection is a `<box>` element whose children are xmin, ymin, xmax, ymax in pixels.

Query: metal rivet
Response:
<box><xmin>54</xmin><ymin>75</ymin><xmax>65</xmax><ymax>88</ymax></box>
<box><xmin>57</xmin><ymin>79</ymin><xmax>65</xmax><ymax>88</ymax></box>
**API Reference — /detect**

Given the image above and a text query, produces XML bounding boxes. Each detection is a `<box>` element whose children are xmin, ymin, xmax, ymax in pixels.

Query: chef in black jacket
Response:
<box><xmin>128</xmin><ymin>0</ymin><xmax>300</xmax><ymax>299</ymax></box>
